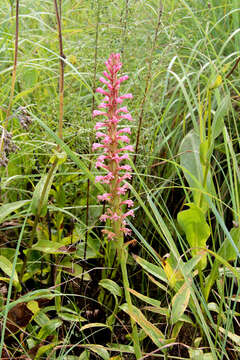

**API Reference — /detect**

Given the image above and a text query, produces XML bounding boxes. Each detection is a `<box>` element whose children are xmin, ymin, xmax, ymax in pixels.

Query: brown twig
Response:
<box><xmin>226</xmin><ymin>56</ymin><xmax>240</xmax><ymax>79</ymax></box>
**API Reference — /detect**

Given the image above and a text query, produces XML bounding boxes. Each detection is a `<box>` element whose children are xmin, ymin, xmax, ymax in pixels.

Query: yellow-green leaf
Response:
<box><xmin>171</xmin><ymin>282</ymin><xmax>191</xmax><ymax>324</ymax></box>
<box><xmin>120</xmin><ymin>303</ymin><xmax>165</xmax><ymax>348</ymax></box>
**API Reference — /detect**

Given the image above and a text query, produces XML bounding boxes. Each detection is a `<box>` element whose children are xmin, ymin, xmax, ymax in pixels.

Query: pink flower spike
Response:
<box><xmin>120</xmin><ymin>93</ymin><xmax>133</xmax><ymax>100</ymax></box>
<box><xmin>118</xmin><ymin>154</ymin><xmax>129</xmax><ymax>161</ymax></box>
<box><xmin>98</xmin><ymin>102</ymin><xmax>109</xmax><ymax>109</ymax></box>
<box><xmin>117</xmin><ymin>135</ymin><xmax>130</xmax><ymax>143</ymax></box>
<box><xmin>117</xmin><ymin>183</ymin><xmax>129</xmax><ymax>195</ymax></box>
<box><xmin>107</xmin><ymin>116</ymin><xmax>119</xmax><ymax>124</ymax></box>
<box><xmin>95</xmin><ymin>175</ymin><xmax>104</xmax><ymax>183</ymax></box>
<box><xmin>103</xmin><ymin>71</ymin><xmax>111</xmax><ymax>80</ymax></box>
<box><xmin>102</xmin><ymin>229</ymin><xmax>116</xmax><ymax>240</ymax></box>
<box><xmin>121</xmin><ymin>227</ymin><xmax>132</xmax><ymax>236</ymax></box>
<box><xmin>111</xmin><ymin>213</ymin><xmax>121</xmax><ymax>221</ymax></box>
<box><xmin>98</xmin><ymin>193</ymin><xmax>112</xmax><ymax>202</ymax></box>
<box><xmin>100</xmin><ymin>214</ymin><xmax>109</xmax><ymax>222</ymax></box>
<box><xmin>107</xmin><ymin>84</ymin><xmax>113</xmax><ymax>91</ymax></box>
<box><xmin>120</xmin><ymin>113</ymin><xmax>133</xmax><ymax>121</ymax></box>
<box><xmin>102</xmin><ymin>172</ymin><xmax>114</xmax><ymax>184</ymax></box>
<box><xmin>117</xmin><ymin>127</ymin><xmax>131</xmax><ymax>135</ymax></box>
<box><xmin>116</xmin><ymin>107</ymin><xmax>128</xmax><ymax>114</ymax></box>
<box><xmin>123</xmin><ymin>210</ymin><xmax>135</xmax><ymax>218</ymax></box>
<box><xmin>103</xmin><ymin>135</ymin><xmax>112</xmax><ymax>144</ymax></box>
<box><xmin>118</xmin><ymin>173</ymin><xmax>132</xmax><ymax>182</ymax></box>
<box><xmin>92</xmin><ymin>143</ymin><xmax>104</xmax><ymax>151</ymax></box>
<box><xmin>118</xmin><ymin>145</ymin><xmax>134</xmax><ymax>152</ymax></box>
<box><xmin>117</xmin><ymin>75</ymin><xmax>129</xmax><ymax>84</ymax></box>
<box><xmin>119</xmin><ymin>164</ymin><xmax>132</xmax><ymax>171</ymax></box>
<box><xmin>93</xmin><ymin>53</ymin><xmax>135</xmax><ymax>240</ymax></box>
<box><xmin>93</xmin><ymin>110</ymin><xmax>106</xmax><ymax>117</ymax></box>
<box><xmin>121</xmin><ymin>199</ymin><xmax>134</xmax><ymax>207</ymax></box>
<box><xmin>94</xmin><ymin>122</ymin><xmax>105</xmax><ymax>130</ymax></box>
<box><xmin>116</xmin><ymin>97</ymin><xmax>123</xmax><ymax>104</ymax></box>
<box><xmin>96</xmin><ymin>131</ymin><xmax>105</xmax><ymax>138</ymax></box>
<box><xmin>97</xmin><ymin>155</ymin><xmax>107</xmax><ymax>162</ymax></box>
<box><xmin>96</xmin><ymin>87</ymin><xmax>109</xmax><ymax>96</ymax></box>
<box><xmin>95</xmin><ymin>161</ymin><xmax>108</xmax><ymax>170</ymax></box>
<box><xmin>99</xmin><ymin>77</ymin><xmax>110</xmax><ymax>86</ymax></box>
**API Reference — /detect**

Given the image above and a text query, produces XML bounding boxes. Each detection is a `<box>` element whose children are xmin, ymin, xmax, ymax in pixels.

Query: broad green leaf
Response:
<box><xmin>147</xmin><ymin>274</ymin><xmax>170</xmax><ymax>294</ymax></box>
<box><xmin>34</xmin><ymin>311</ymin><xmax>50</xmax><ymax>327</ymax></box>
<box><xmin>133</xmin><ymin>255</ymin><xmax>167</xmax><ymax>282</ymax></box>
<box><xmin>161</xmin><ymin>253</ymin><xmax>183</xmax><ymax>289</ymax></box>
<box><xmin>120</xmin><ymin>303</ymin><xmax>165</xmax><ymax>348</ymax></box>
<box><xmin>31</xmin><ymin>169</ymin><xmax>57</xmax><ymax>217</ymax></box>
<box><xmin>27</xmin><ymin>300</ymin><xmax>40</xmax><ymax>315</ymax></box>
<box><xmin>212</xmin><ymin>95</ymin><xmax>230</xmax><ymax>139</ymax></box>
<box><xmin>179</xmin><ymin>131</ymin><xmax>215</xmax><ymax>213</ymax></box>
<box><xmin>182</xmin><ymin>253</ymin><xmax>204</xmax><ymax>276</ymax></box>
<box><xmin>31</xmin><ymin>240</ymin><xmax>73</xmax><ymax>254</ymax></box>
<box><xmin>188</xmin><ymin>349</ymin><xmax>205</xmax><ymax>359</ymax></box>
<box><xmin>76</xmin><ymin>238</ymin><xmax>101</xmax><ymax>259</ymax></box>
<box><xmin>218</xmin><ymin>326</ymin><xmax>240</xmax><ymax>346</ymax></box>
<box><xmin>80</xmin><ymin>323</ymin><xmax>110</xmax><ymax>331</ymax></box>
<box><xmin>99</xmin><ymin>279</ymin><xmax>122</xmax><ymax>298</ymax></box>
<box><xmin>79</xmin><ymin>350</ymin><xmax>90</xmax><ymax>360</ymax></box>
<box><xmin>60</xmin><ymin>260</ymin><xmax>91</xmax><ymax>281</ymax></box>
<box><xmin>177</xmin><ymin>203</ymin><xmax>210</xmax><ymax>270</ymax></box>
<box><xmin>171</xmin><ymin>321</ymin><xmax>184</xmax><ymax>339</ymax></box>
<box><xmin>129</xmin><ymin>288</ymin><xmax>161</xmax><ymax>307</ymax></box>
<box><xmin>0</xmin><ymin>200</ymin><xmax>30</xmax><ymax>224</ymax></box>
<box><xmin>36</xmin><ymin>223</ymin><xmax>49</xmax><ymax>242</ymax></box>
<box><xmin>142</xmin><ymin>306</ymin><xmax>169</xmax><ymax>317</ymax></box>
<box><xmin>37</xmin><ymin>319</ymin><xmax>62</xmax><ymax>340</ymax></box>
<box><xmin>35</xmin><ymin>342</ymin><xmax>57</xmax><ymax>360</ymax></box>
<box><xmin>108</xmin><ymin>344</ymin><xmax>134</xmax><ymax>354</ymax></box>
<box><xmin>207</xmin><ymin>302</ymin><xmax>226</xmax><ymax>322</ymax></box>
<box><xmin>83</xmin><ymin>345</ymin><xmax>109</xmax><ymax>360</ymax></box>
<box><xmin>55</xmin><ymin>271</ymin><xmax>61</xmax><ymax>313</ymax></box>
<box><xmin>171</xmin><ymin>282</ymin><xmax>191</xmax><ymax>324</ymax></box>
<box><xmin>204</xmin><ymin>250</ymin><xmax>240</xmax><ymax>301</ymax></box>
<box><xmin>218</xmin><ymin>227</ymin><xmax>240</xmax><ymax>261</ymax></box>
<box><xmin>0</xmin><ymin>255</ymin><xmax>20</xmax><ymax>290</ymax></box>
<box><xmin>58</xmin><ymin>312</ymin><xmax>86</xmax><ymax>322</ymax></box>
<box><xmin>199</xmin><ymin>140</ymin><xmax>209</xmax><ymax>166</ymax></box>
<box><xmin>0</xmin><ymin>248</ymin><xmax>23</xmax><ymax>272</ymax></box>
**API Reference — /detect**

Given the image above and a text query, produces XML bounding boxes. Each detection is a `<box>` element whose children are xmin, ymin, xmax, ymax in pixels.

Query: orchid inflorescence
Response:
<box><xmin>93</xmin><ymin>53</ymin><xmax>134</xmax><ymax>240</ymax></box>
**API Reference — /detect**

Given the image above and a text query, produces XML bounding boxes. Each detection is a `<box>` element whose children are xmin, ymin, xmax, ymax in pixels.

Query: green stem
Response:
<box><xmin>199</xmin><ymin>89</ymin><xmax>212</xmax><ymax>209</ymax></box>
<box><xmin>120</xmin><ymin>245</ymin><xmax>142</xmax><ymax>359</ymax></box>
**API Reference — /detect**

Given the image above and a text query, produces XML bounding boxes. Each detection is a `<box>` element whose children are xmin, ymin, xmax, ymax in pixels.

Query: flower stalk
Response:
<box><xmin>93</xmin><ymin>53</ymin><xmax>141</xmax><ymax>358</ymax></box>
<box><xmin>93</xmin><ymin>53</ymin><xmax>134</xmax><ymax>242</ymax></box>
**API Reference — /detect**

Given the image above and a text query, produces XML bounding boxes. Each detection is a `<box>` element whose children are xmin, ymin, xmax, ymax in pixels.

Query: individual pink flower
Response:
<box><xmin>121</xmin><ymin>199</ymin><xmax>134</xmax><ymax>208</ymax></box>
<box><xmin>100</xmin><ymin>214</ymin><xmax>109</xmax><ymax>222</ymax></box>
<box><xmin>93</xmin><ymin>53</ymin><xmax>135</xmax><ymax>240</ymax></box>
<box><xmin>97</xmin><ymin>193</ymin><xmax>112</xmax><ymax>202</ymax></box>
